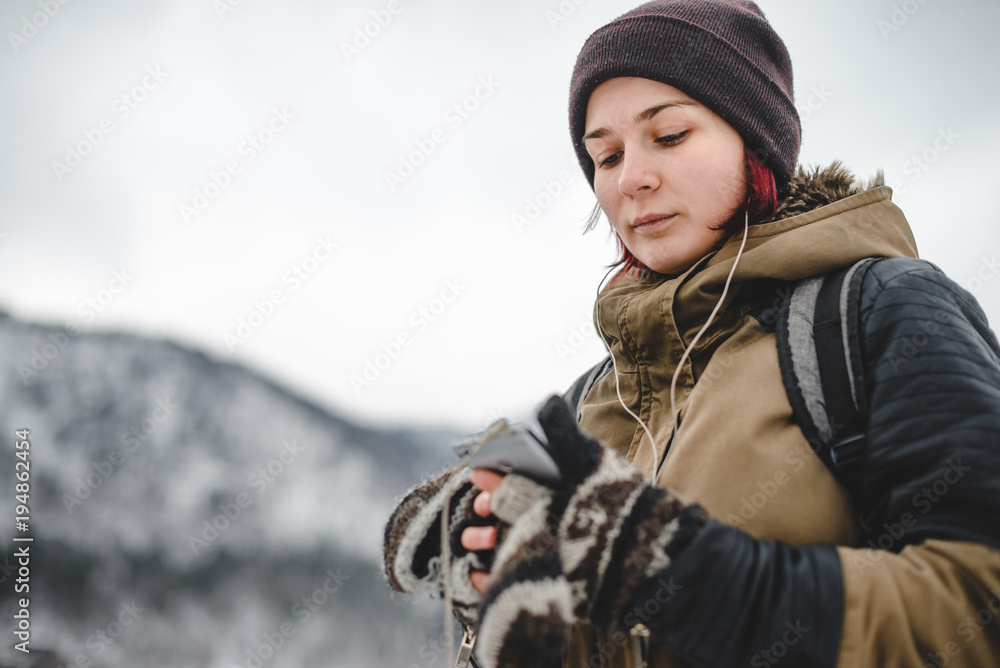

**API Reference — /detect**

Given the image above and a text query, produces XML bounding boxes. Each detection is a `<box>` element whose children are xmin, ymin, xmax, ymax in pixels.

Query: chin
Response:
<box><xmin>649</xmin><ymin>258</ymin><xmax>696</xmax><ymax>276</ymax></box>
<box><xmin>639</xmin><ymin>253</ymin><xmax>681</xmax><ymax>275</ymax></box>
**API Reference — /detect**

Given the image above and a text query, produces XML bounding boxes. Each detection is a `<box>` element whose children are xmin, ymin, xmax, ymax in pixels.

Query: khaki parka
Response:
<box><xmin>564</xmin><ymin>166</ymin><xmax>1000</xmax><ymax>667</ymax></box>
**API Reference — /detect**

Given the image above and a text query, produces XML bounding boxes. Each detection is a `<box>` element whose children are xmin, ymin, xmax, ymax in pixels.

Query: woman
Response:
<box><xmin>383</xmin><ymin>1</ymin><xmax>1000</xmax><ymax>667</ymax></box>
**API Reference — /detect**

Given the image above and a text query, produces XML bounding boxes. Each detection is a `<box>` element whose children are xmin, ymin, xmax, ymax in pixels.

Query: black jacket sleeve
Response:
<box><xmin>622</xmin><ymin>258</ymin><xmax>1000</xmax><ymax>668</ymax></box>
<box><xmin>854</xmin><ymin>258</ymin><xmax>1000</xmax><ymax>549</ymax></box>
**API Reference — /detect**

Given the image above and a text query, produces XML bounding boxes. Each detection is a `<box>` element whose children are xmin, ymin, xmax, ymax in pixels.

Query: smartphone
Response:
<box><xmin>452</xmin><ymin>419</ymin><xmax>561</xmax><ymax>484</ymax></box>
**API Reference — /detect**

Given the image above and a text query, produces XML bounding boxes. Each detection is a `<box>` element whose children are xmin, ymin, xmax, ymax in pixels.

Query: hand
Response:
<box><xmin>382</xmin><ymin>462</ymin><xmax>499</xmax><ymax>630</ymax></box>
<box><xmin>461</xmin><ymin>468</ymin><xmax>505</xmax><ymax>593</ymax></box>
<box><xmin>472</xmin><ymin>395</ymin><xmax>707</xmax><ymax>668</ymax></box>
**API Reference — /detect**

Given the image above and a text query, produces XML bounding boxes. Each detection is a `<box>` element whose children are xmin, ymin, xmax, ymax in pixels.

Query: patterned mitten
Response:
<box><xmin>475</xmin><ymin>395</ymin><xmax>708</xmax><ymax>668</ymax></box>
<box><xmin>382</xmin><ymin>462</ymin><xmax>498</xmax><ymax>629</ymax></box>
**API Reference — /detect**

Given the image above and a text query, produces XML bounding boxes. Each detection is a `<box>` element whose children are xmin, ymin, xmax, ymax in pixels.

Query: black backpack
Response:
<box><xmin>565</xmin><ymin>258</ymin><xmax>879</xmax><ymax>505</ymax></box>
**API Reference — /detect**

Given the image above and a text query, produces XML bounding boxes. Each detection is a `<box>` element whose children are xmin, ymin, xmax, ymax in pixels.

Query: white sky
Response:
<box><xmin>2</xmin><ymin>0</ymin><xmax>999</xmax><ymax>431</ymax></box>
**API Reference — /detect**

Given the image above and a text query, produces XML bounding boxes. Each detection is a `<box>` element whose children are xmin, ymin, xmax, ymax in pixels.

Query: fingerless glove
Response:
<box><xmin>382</xmin><ymin>462</ymin><xmax>497</xmax><ymax>629</ymax></box>
<box><xmin>476</xmin><ymin>396</ymin><xmax>707</xmax><ymax>668</ymax></box>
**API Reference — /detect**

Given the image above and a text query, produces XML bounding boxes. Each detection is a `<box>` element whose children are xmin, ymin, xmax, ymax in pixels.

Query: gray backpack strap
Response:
<box><xmin>775</xmin><ymin>258</ymin><xmax>881</xmax><ymax>502</ymax></box>
<box><xmin>563</xmin><ymin>356</ymin><xmax>614</xmax><ymax>422</ymax></box>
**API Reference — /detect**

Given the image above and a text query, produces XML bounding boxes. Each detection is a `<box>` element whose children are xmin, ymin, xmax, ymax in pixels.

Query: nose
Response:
<box><xmin>618</xmin><ymin>146</ymin><xmax>660</xmax><ymax>196</ymax></box>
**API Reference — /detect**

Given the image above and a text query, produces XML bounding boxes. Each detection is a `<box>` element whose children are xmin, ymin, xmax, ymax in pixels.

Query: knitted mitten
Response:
<box><xmin>382</xmin><ymin>462</ymin><xmax>498</xmax><ymax>629</ymax></box>
<box><xmin>476</xmin><ymin>395</ymin><xmax>708</xmax><ymax>668</ymax></box>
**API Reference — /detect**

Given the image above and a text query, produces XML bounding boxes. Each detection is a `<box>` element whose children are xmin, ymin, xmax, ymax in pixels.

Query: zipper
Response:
<box><xmin>630</xmin><ymin>624</ymin><xmax>650</xmax><ymax>668</ymax></box>
<box><xmin>655</xmin><ymin>418</ymin><xmax>680</xmax><ymax>481</ymax></box>
<box><xmin>455</xmin><ymin>628</ymin><xmax>477</xmax><ymax>668</ymax></box>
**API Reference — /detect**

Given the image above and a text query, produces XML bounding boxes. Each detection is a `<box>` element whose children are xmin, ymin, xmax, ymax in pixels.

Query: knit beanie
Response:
<box><xmin>569</xmin><ymin>0</ymin><xmax>800</xmax><ymax>188</ymax></box>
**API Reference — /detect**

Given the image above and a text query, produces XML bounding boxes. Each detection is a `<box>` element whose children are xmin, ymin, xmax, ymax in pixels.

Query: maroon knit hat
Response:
<box><xmin>569</xmin><ymin>0</ymin><xmax>800</xmax><ymax>188</ymax></box>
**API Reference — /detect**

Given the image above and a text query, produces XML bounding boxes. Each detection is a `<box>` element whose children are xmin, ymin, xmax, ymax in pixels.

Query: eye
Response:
<box><xmin>598</xmin><ymin>151</ymin><xmax>623</xmax><ymax>168</ymax></box>
<box><xmin>655</xmin><ymin>131</ymin><xmax>689</xmax><ymax>146</ymax></box>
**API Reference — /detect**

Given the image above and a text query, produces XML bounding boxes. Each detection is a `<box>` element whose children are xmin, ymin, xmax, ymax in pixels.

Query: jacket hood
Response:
<box><xmin>599</xmin><ymin>161</ymin><xmax>920</xmax><ymax>345</ymax></box>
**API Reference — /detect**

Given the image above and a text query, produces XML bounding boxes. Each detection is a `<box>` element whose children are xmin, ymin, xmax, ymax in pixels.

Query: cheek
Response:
<box><xmin>685</xmin><ymin>153</ymin><xmax>743</xmax><ymax>204</ymax></box>
<box><xmin>671</xmin><ymin>129</ymin><xmax>744</xmax><ymax>199</ymax></box>
<box><xmin>594</xmin><ymin>181</ymin><xmax>625</xmax><ymax>231</ymax></box>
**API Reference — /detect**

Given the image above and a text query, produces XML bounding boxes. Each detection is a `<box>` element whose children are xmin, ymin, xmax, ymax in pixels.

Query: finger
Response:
<box><xmin>491</xmin><ymin>473</ymin><xmax>552</xmax><ymax>524</ymax></box>
<box><xmin>469</xmin><ymin>570</ymin><xmax>492</xmax><ymax>594</ymax></box>
<box><xmin>473</xmin><ymin>490</ymin><xmax>492</xmax><ymax>518</ymax></box>
<box><xmin>460</xmin><ymin>525</ymin><xmax>497</xmax><ymax>552</ymax></box>
<box><xmin>470</xmin><ymin>468</ymin><xmax>505</xmax><ymax>493</ymax></box>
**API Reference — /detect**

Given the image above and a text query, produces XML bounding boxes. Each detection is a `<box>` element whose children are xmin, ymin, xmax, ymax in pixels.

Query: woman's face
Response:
<box><xmin>583</xmin><ymin>77</ymin><xmax>747</xmax><ymax>275</ymax></box>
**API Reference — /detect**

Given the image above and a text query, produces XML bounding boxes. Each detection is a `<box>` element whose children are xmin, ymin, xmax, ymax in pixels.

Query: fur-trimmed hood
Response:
<box><xmin>683</xmin><ymin>159</ymin><xmax>918</xmax><ymax>314</ymax></box>
<box><xmin>771</xmin><ymin>161</ymin><xmax>888</xmax><ymax>223</ymax></box>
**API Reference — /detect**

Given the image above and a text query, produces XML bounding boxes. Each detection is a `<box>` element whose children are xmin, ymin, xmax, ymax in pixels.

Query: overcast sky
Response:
<box><xmin>2</xmin><ymin>0</ymin><xmax>998</xmax><ymax>431</ymax></box>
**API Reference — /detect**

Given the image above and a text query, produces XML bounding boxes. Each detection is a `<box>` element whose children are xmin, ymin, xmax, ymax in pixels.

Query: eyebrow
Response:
<box><xmin>583</xmin><ymin>101</ymin><xmax>697</xmax><ymax>142</ymax></box>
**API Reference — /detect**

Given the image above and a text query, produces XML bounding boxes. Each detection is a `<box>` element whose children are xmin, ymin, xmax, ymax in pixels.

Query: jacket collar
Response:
<box><xmin>595</xmin><ymin>162</ymin><xmax>920</xmax><ymax>367</ymax></box>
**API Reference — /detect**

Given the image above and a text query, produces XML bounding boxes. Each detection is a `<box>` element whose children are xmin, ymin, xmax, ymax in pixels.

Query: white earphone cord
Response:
<box><xmin>440</xmin><ymin>211</ymin><xmax>751</xmax><ymax>666</ymax></box>
<box><xmin>595</xmin><ymin>210</ymin><xmax>750</xmax><ymax>482</ymax></box>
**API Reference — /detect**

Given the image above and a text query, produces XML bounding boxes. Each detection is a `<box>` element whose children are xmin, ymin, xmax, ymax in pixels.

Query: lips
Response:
<box><xmin>631</xmin><ymin>213</ymin><xmax>676</xmax><ymax>232</ymax></box>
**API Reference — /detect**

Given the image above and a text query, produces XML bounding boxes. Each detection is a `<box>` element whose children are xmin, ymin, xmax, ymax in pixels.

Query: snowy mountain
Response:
<box><xmin>0</xmin><ymin>312</ymin><xmax>462</xmax><ymax>668</ymax></box>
